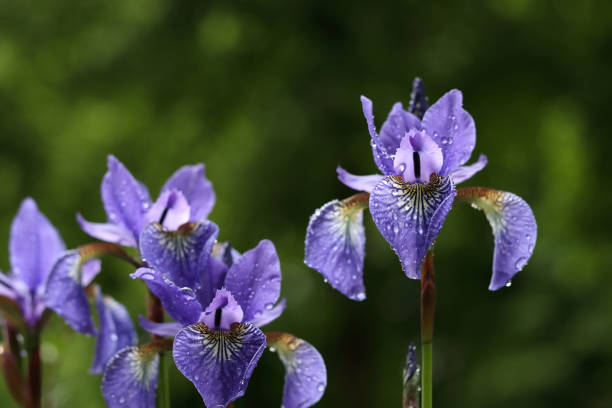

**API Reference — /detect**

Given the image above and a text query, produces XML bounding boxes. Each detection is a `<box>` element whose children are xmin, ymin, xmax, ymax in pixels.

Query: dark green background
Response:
<box><xmin>1</xmin><ymin>0</ymin><xmax>611</xmax><ymax>406</ymax></box>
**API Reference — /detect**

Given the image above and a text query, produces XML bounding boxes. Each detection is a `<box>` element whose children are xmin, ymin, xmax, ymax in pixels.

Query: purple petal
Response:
<box><xmin>250</xmin><ymin>298</ymin><xmax>286</xmax><ymax>328</ymax></box>
<box><xmin>91</xmin><ymin>287</ymin><xmax>137</xmax><ymax>374</ymax></box>
<box><xmin>130</xmin><ymin>268</ymin><xmax>202</xmax><ymax>326</ymax></box>
<box><xmin>379</xmin><ymin>102</ymin><xmax>422</xmax><ymax>156</ymax></box>
<box><xmin>305</xmin><ymin>195</ymin><xmax>368</xmax><ymax>301</ymax></box>
<box><xmin>0</xmin><ymin>272</ymin><xmax>16</xmax><ymax>299</ymax></box>
<box><xmin>10</xmin><ymin>198</ymin><xmax>65</xmax><ymax>290</ymax></box>
<box><xmin>138</xmin><ymin>315</ymin><xmax>182</xmax><ymax>337</ymax></box>
<box><xmin>76</xmin><ymin>214</ymin><xmax>138</xmax><ymax>247</ymax></box>
<box><xmin>409</xmin><ymin>77</ymin><xmax>429</xmax><ymax>118</ymax></box>
<box><xmin>173</xmin><ymin>322</ymin><xmax>266</xmax><ymax>407</ymax></box>
<box><xmin>451</xmin><ymin>154</ymin><xmax>488</xmax><ymax>184</ymax></box>
<box><xmin>211</xmin><ymin>241</ymin><xmax>242</xmax><ymax>268</ymax></box>
<box><xmin>267</xmin><ymin>333</ymin><xmax>327</xmax><ymax>408</ymax></box>
<box><xmin>369</xmin><ymin>175</ymin><xmax>456</xmax><ymax>279</ymax></box>
<box><xmin>102</xmin><ymin>346</ymin><xmax>159</xmax><ymax>408</ymax></box>
<box><xmin>422</xmin><ymin>90</ymin><xmax>476</xmax><ymax>176</ymax></box>
<box><xmin>44</xmin><ymin>250</ymin><xmax>95</xmax><ymax>335</ymax></box>
<box><xmin>457</xmin><ymin>188</ymin><xmax>537</xmax><ymax>290</ymax></box>
<box><xmin>82</xmin><ymin>259</ymin><xmax>102</xmax><ymax>286</ymax></box>
<box><xmin>336</xmin><ymin>166</ymin><xmax>383</xmax><ymax>193</ymax></box>
<box><xmin>360</xmin><ymin>96</ymin><xmax>396</xmax><ymax>175</ymax></box>
<box><xmin>162</xmin><ymin>164</ymin><xmax>216</xmax><ymax>221</ymax></box>
<box><xmin>199</xmin><ymin>256</ymin><xmax>230</xmax><ymax>307</ymax></box>
<box><xmin>139</xmin><ymin>221</ymin><xmax>218</xmax><ymax>291</ymax></box>
<box><xmin>100</xmin><ymin>155</ymin><xmax>152</xmax><ymax>242</ymax></box>
<box><xmin>224</xmin><ymin>240</ymin><xmax>283</xmax><ymax>324</ymax></box>
<box><xmin>144</xmin><ymin>190</ymin><xmax>191</xmax><ymax>231</ymax></box>
<box><xmin>200</xmin><ymin>289</ymin><xmax>244</xmax><ymax>331</ymax></box>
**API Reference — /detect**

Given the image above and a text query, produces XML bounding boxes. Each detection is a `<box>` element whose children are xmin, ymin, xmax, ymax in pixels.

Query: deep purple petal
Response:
<box><xmin>162</xmin><ymin>164</ymin><xmax>216</xmax><ymax>221</ymax></box>
<box><xmin>224</xmin><ymin>240</ymin><xmax>283</xmax><ymax>324</ymax></box>
<box><xmin>268</xmin><ymin>333</ymin><xmax>327</xmax><ymax>408</ymax></box>
<box><xmin>76</xmin><ymin>214</ymin><xmax>138</xmax><ymax>247</ymax></box>
<box><xmin>173</xmin><ymin>322</ymin><xmax>266</xmax><ymax>407</ymax></box>
<box><xmin>360</xmin><ymin>96</ymin><xmax>396</xmax><ymax>175</ymax></box>
<box><xmin>369</xmin><ymin>175</ymin><xmax>456</xmax><ymax>279</ymax></box>
<box><xmin>10</xmin><ymin>198</ymin><xmax>65</xmax><ymax>290</ymax></box>
<box><xmin>336</xmin><ymin>166</ymin><xmax>383</xmax><ymax>193</ymax></box>
<box><xmin>305</xmin><ymin>195</ymin><xmax>368</xmax><ymax>301</ymax></box>
<box><xmin>211</xmin><ymin>242</ymin><xmax>242</xmax><ymax>268</ymax></box>
<box><xmin>44</xmin><ymin>251</ymin><xmax>95</xmax><ymax>335</ymax></box>
<box><xmin>409</xmin><ymin>77</ymin><xmax>429</xmax><ymax>119</ymax></box>
<box><xmin>379</xmin><ymin>102</ymin><xmax>422</xmax><ymax>155</ymax></box>
<box><xmin>422</xmin><ymin>90</ymin><xmax>476</xmax><ymax>176</ymax></box>
<box><xmin>139</xmin><ymin>221</ymin><xmax>218</xmax><ymax>291</ymax></box>
<box><xmin>250</xmin><ymin>298</ymin><xmax>286</xmax><ymax>328</ymax></box>
<box><xmin>458</xmin><ymin>188</ymin><xmax>537</xmax><ymax>290</ymax></box>
<box><xmin>451</xmin><ymin>154</ymin><xmax>488</xmax><ymax>184</ymax></box>
<box><xmin>102</xmin><ymin>346</ymin><xmax>159</xmax><ymax>408</ymax></box>
<box><xmin>91</xmin><ymin>287</ymin><xmax>137</xmax><ymax>374</ymax></box>
<box><xmin>131</xmin><ymin>268</ymin><xmax>202</xmax><ymax>325</ymax></box>
<box><xmin>100</xmin><ymin>155</ymin><xmax>152</xmax><ymax>241</ymax></box>
<box><xmin>138</xmin><ymin>315</ymin><xmax>182</xmax><ymax>337</ymax></box>
<box><xmin>144</xmin><ymin>190</ymin><xmax>191</xmax><ymax>231</ymax></box>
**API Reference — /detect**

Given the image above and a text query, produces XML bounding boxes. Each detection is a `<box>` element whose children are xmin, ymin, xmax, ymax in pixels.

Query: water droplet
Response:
<box><xmin>119</xmin><ymin>397</ymin><xmax>125</xmax><ymax>404</ymax></box>
<box><xmin>505</xmin><ymin>281</ymin><xmax>512</xmax><ymax>287</ymax></box>
<box><xmin>317</xmin><ymin>383</ymin><xmax>325</xmax><ymax>392</ymax></box>
<box><xmin>265</xmin><ymin>303</ymin><xmax>274</xmax><ymax>310</ymax></box>
<box><xmin>269</xmin><ymin>346</ymin><xmax>276</xmax><ymax>352</ymax></box>
<box><xmin>355</xmin><ymin>292</ymin><xmax>366</xmax><ymax>301</ymax></box>
<box><xmin>323</xmin><ymin>278</ymin><xmax>328</xmax><ymax>283</ymax></box>
<box><xmin>110</xmin><ymin>333</ymin><xmax>118</xmax><ymax>342</ymax></box>
<box><xmin>514</xmin><ymin>257</ymin><xmax>527</xmax><ymax>270</ymax></box>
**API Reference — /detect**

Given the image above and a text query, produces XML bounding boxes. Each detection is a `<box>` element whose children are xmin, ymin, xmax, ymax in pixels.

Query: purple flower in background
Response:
<box><xmin>78</xmin><ymin>155</ymin><xmax>215</xmax><ymax>247</ymax></box>
<box><xmin>101</xmin><ymin>222</ymin><xmax>325</xmax><ymax>408</ymax></box>
<box><xmin>305</xmin><ymin>78</ymin><xmax>537</xmax><ymax>299</ymax></box>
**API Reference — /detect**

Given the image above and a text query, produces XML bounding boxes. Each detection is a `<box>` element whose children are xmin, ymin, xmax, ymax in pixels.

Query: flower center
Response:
<box><xmin>393</xmin><ymin>129</ymin><xmax>443</xmax><ymax>183</ymax></box>
<box><xmin>200</xmin><ymin>288</ymin><xmax>244</xmax><ymax>331</ymax></box>
<box><xmin>145</xmin><ymin>190</ymin><xmax>191</xmax><ymax>230</ymax></box>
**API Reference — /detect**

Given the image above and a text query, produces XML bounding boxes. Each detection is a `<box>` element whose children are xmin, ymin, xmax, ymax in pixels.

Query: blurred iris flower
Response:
<box><xmin>305</xmin><ymin>78</ymin><xmax>537</xmax><ymax>300</ymax></box>
<box><xmin>100</xmin><ymin>222</ymin><xmax>326</xmax><ymax>408</ymax></box>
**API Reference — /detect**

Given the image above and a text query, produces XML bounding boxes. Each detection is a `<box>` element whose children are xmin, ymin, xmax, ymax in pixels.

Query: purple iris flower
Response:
<box><xmin>77</xmin><ymin>155</ymin><xmax>215</xmax><ymax>247</ymax></box>
<box><xmin>101</xmin><ymin>222</ymin><xmax>326</xmax><ymax>408</ymax></box>
<box><xmin>305</xmin><ymin>78</ymin><xmax>537</xmax><ymax>299</ymax></box>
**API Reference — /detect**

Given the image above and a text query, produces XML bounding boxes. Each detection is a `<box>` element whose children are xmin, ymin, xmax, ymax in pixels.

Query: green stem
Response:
<box><xmin>421</xmin><ymin>342</ymin><xmax>432</xmax><ymax>408</ymax></box>
<box><xmin>156</xmin><ymin>352</ymin><xmax>170</xmax><ymax>408</ymax></box>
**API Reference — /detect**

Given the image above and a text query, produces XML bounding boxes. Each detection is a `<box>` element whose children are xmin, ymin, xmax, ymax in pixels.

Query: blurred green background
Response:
<box><xmin>1</xmin><ymin>0</ymin><xmax>611</xmax><ymax>407</ymax></box>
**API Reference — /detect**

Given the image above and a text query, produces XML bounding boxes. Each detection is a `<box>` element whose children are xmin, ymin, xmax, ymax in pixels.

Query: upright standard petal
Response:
<box><xmin>131</xmin><ymin>268</ymin><xmax>202</xmax><ymax>326</ymax></box>
<box><xmin>10</xmin><ymin>198</ymin><xmax>65</xmax><ymax>290</ymax></box>
<box><xmin>304</xmin><ymin>194</ymin><xmax>368</xmax><ymax>301</ymax></box>
<box><xmin>162</xmin><ymin>164</ymin><xmax>216</xmax><ymax>221</ymax></box>
<box><xmin>139</xmin><ymin>221</ymin><xmax>219</xmax><ymax>289</ymax></box>
<box><xmin>451</xmin><ymin>154</ymin><xmax>488</xmax><ymax>184</ymax></box>
<box><xmin>173</xmin><ymin>322</ymin><xmax>266</xmax><ymax>408</ymax></box>
<box><xmin>409</xmin><ymin>77</ymin><xmax>429</xmax><ymax>119</ymax></box>
<box><xmin>361</xmin><ymin>96</ymin><xmax>396</xmax><ymax>175</ymax></box>
<box><xmin>76</xmin><ymin>214</ymin><xmax>138</xmax><ymax>247</ymax></box>
<box><xmin>144</xmin><ymin>190</ymin><xmax>191</xmax><ymax>231</ymax></box>
<box><xmin>91</xmin><ymin>287</ymin><xmax>137</xmax><ymax>374</ymax></box>
<box><xmin>101</xmin><ymin>155</ymin><xmax>152</xmax><ymax>241</ymax></box>
<box><xmin>369</xmin><ymin>175</ymin><xmax>456</xmax><ymax>279</ymax></box>
<box><xmin>224</xmin><ymin>240</ymin><xmax>283</xmax><ymax>324</ymax></box>
<box><xmin>336</xmin><ymin>166</ymin><xmax>383</xmax><ymax>193</ymax></box>
<box><xmin>138</xmin><ymin>316</ymin><xmax>182</xmax><ymax>337</ymax></box>
<box><xmin>422</xmin><ymin>90</ymin><xmax>476</xmax><ymax>176</ymax></box>
<box><xmin>102</xmin><ymin>345</ymin><xmax>159</xmax><ymax>408</ymax></box>
<box><xmin>44</xmin><ymin>250</ymin><xmax>95</xmax><ymax>335</ymax></box>
<box><xmin>456</xmin><ymin>187</ymin><xmax>537</xmax><ymax>290</ymax></box>
<box><xmin>266</xmin><ymin>332</ymin><xmax>327</xmax><ymax>408</ymax></box>
<box><xmin>378</xmin><ymin>102</ymin><xmax>422</xmax><ymax>155</ymax></box>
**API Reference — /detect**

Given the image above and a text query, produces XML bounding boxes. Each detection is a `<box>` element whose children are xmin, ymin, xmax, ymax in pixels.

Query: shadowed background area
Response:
<box><xmin>1</xmin><ymin>0</ymin><xmax>611</xmax><ymax>407</ymax></box>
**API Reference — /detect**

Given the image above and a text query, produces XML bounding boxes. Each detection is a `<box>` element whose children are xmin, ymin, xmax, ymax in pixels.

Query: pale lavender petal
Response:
<box><xmin>162</xmin><ymin>164</ymin><xmax>216</xmax><ymax>221</ymax></box>
<box><xmin>102</xmin><ymin>346</ymin><xmax>159</xmax><ymax>408</ymax></box>
<box><xmin>370</xmin><ymin>175</ymin><xmax>456</xmax><ymax>279</ymax></box>
<box><xmin>76</xmin><ymin>214</ymin><xmax>138</xmax><ymax>247</ymax></box>
<box><xmin>361</xmin><ymin>96</ymin><xmax>396</xmax><ymax>175</ymax></box>
<box><xmin>144</xmin><ymin>190</ymin><xmax>191</xmax><ymax>231</ymax></box>
<box><xmin>82</xmin><ymin>259</ymin><xmax>102</xmax><ymax>286</ymax></box>
<box><xmin>10</xmin><ymin>198</ymin><xmax>65</xmax><ymax>290</ymax></box>
<box><xmin>138</xmin><ymin>315</ymin><xmax>182</xmax><ymax>337</ymax></box>
<box><xmin>91</xmin><ymin>287</ymin><xmax>137</xmax><ymax>374</ymax></box>
<box><xmin>409</xmin><ymin>77</ymin><xmax>429</xmax><ymax>118</ymax></box>
<box><xmin>422</xmin><ymin>90</ymin><xmax>476</xmax><ymax>176</ymax></box>
<box><xmin>199</xmin><ymin>289</ymin><xmax>244</xmax><ymax>331</ymax></box>
<box><xmin>305</xmin><ymin>196</ymin><xmax>368</xmax><ymax>301</ymax></box>
<box><xmin>173</xmin><ymin>322</ymin><xmax>266</xmax><ymax>408</ymax></box>
<box><xmin>139</xmin><ymin>221</ymin><xmax>218</xmax><ymax>291</ymax></box>
<box><xmin>379</xmin><ymin>102</ymin><xmax>421</xmax><ymax>155</ymax></box>
<box><xmin>336</xmin><ymin>166</ymin><xmax>383</xmax><ymax>193</ymax></box>
<box><xmin>267</xmin><ymin>333</ymin><xmax>327</xmax><ymax>408</ymax></box>
<box><xmin>224</xmin><ymin>240</ymin><xmax>283</xmax><ymax>324</ymax></box>
<box><xmin>44</xmin><ymin>250</ymin><xmax>95</xmax><ymax>335</ymax></box>
<box><xmin>393</xmin><ymin>129</ymin><xmax>443</xmax><ymax>183</ymax></box>
<box><xmin>250</xmin><ymin>298</ymin><xmax>286</xmax><ymax>328</ymax></box>
<box><xmin>451</xmin><ymin>154</ymin><xmax>488</xmax><ymax>184</ymax></box>
<box><xmin>130</xmin><ymin>268</ymin><xmax>202</xmax><ymax>325</ymax></box>
<box><xmin>458</xmin><ymin>188</ymin><xmax>537</xmax><ymax>290</ymax></box>
<box><xmin>101</xmin><ymin>155</ymin><xmax>152</xmax><ymax>240</ymax></box>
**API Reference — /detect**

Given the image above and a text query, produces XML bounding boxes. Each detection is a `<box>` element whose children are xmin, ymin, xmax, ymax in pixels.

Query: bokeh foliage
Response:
<box><xmin>0</xmin><ymin>0</ymin><xmax>611</xmax><ymax>406</ymax></box>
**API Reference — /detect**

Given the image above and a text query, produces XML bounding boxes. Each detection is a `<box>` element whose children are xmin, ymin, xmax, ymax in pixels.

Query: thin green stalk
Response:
<box><xmin>420</xmin><ymin>251</ymin><xmax>435</xmax><ymax>408</ymax></box>
<box><xmin>421</xmin><ymin>343</ymin><xmax>432</xmax><ymax>408</ymax></box>
<box><xmin>156</xmin><ymin>352</ymin><xmax>170</xmax><ymax>408</ymax></box>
